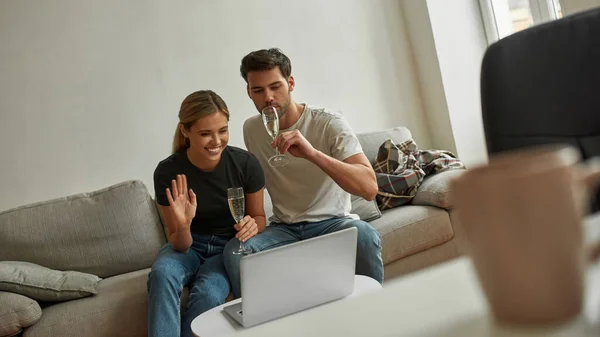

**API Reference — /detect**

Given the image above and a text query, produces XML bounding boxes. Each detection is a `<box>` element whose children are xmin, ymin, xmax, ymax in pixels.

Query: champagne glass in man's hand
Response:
<box><xmin>262</xmin><ymin>106</ymin><xmax>290</xmax><ymax>167</ymax></box>
<box><xmin>166</xmin><ymin>174</ymin><xmax>197</xmax><ymax>228</ymax></box>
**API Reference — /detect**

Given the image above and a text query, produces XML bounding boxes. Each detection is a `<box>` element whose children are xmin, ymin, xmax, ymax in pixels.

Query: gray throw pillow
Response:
<box><xmin>0</xmin><ymin>261</ymin><xmax>101</xmax><ymax>302</ymax></box>
<box><xmin>351</xmin><ymin>195</ymin><xmax>382</xmax><ymax>222</ymax></box>
<box><xmin>412</xmin><ymin>169</ymin><xmax>465</xmax><ymax>209</ymax></box>
<box><xmin>0</xmin><ymin>291</ymin><xmax>42</xmax><ymax>337</ymax></box>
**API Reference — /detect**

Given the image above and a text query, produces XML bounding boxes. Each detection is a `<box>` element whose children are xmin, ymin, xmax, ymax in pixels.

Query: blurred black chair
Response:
<box><xmin>481</xmin><ymin>7</ymin><xmax>600</xmax><ymax>211</ymax></box>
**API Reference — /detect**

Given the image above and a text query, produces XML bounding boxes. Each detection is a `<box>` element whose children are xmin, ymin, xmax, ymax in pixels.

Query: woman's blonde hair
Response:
<box><xmin>173</xmin><ymin>90</ymin><xmax>230</xmax><ymax>153</ymax></box>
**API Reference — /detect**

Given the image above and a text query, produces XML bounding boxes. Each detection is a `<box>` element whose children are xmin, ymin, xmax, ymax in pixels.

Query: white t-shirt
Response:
<box><xmin>243</xmin><ymin>104</ymin><xmax>363</xmax><ymax>224</ymax></box>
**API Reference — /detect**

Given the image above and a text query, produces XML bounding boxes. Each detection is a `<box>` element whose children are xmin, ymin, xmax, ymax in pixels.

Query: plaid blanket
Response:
<box><xmin>373</xmin><ymin>138</ymin><xmax>465</xmax><ymax>210</ymax></box>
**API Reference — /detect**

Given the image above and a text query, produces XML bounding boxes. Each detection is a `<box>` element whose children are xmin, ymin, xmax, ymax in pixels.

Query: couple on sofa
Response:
<box><xmin>147</xmin><ymin>48</ymin><xmax>384</xmax><ymax>337</ymax></box>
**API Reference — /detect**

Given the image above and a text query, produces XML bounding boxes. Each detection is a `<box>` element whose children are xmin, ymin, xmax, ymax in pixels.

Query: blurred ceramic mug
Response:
<box><xmin>451</xmin><ymin>144</ymin><xmax>600</xmax><ymax>326</ymax></box>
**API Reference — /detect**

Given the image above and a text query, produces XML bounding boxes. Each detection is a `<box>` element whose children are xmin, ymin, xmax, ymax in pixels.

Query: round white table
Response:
<box><xmin>191</xmin><ymin>275</ymin><xmax>382</xmax><ymax>337</ymax></box>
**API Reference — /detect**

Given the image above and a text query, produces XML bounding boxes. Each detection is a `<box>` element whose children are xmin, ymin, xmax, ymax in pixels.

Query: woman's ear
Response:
<box><xmin>179</xmin><ymin>123</ymin><xmax>189</xmax><ymax>138</ymax></box>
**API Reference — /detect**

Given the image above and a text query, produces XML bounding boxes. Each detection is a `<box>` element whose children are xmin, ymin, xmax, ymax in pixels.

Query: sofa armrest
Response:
<box><xmin>412</xmin><ymin>170</ymin><xmax>466</xmax><ymax>210</ymax></box>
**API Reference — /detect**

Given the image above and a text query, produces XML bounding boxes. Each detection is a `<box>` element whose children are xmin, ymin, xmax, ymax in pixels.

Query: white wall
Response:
<box><xmin>400</xmin><ymin>0</ymin><xmax>457</xmax><ymax>155</ymax></box>
<box><xmin>0</xmin><ymin>0</ymin><xmax>428</xmax><ymax>211</ymax></box>
<box><xmin>400</xmin><ymin>0</ymin><xmax>489</xmax><ymax>168</ymax></box>
<box><xmin>426</xmin><ymin>0</ymin><xmax>489</xmax><ymax>168</ymax></box>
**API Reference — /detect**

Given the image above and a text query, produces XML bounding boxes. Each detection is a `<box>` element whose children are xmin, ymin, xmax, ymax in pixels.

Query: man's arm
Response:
<box><xmin>274</xmin><ymin>130</ymin><xmax>378</xmax><ymax>201</ymax></box>
<box><xmin>310</xmin><ymin>152</ymin><xmax>377</xmax><ymax>201</ymax></box>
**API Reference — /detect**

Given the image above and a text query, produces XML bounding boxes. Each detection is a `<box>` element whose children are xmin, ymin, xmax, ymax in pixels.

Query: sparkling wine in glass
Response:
<box><xmin>262</xmin><ymin>106</ymin><xmax>289</xmax><ymax>167</ymax></box>
<box><xmin>228</xmin><ymin>187</ymin><xmax>250</xmax><ymax>255</ymax></box>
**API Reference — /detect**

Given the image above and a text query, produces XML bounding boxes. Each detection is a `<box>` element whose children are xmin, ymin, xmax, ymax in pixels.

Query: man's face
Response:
<box><xmin>246</xmin><ymin>67</ymin><xmax>294</xmax><ymax>116</ymax></box>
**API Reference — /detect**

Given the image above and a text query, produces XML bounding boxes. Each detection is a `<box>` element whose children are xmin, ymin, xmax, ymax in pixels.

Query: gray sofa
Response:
<box><xmin>0</xmin><ymin>127</ymin><xmax>468</xmax><ymax>337</ymax></box>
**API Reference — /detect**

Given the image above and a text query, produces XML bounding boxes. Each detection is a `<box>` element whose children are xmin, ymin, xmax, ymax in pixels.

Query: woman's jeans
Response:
<box><xmin>147</xmin><ymin>233</ymin><xmax>230</xmax><ymax>337</ymax></box>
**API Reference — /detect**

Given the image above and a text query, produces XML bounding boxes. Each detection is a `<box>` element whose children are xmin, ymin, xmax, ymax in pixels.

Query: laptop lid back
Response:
<box><xmin>239</xmin><ymin>226</ymin><xmax>358</xmax><ymax>327</ymax></box>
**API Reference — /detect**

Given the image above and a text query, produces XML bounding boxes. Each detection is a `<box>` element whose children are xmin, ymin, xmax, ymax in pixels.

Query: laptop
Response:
<box><xmin>223</xmin><ymin>226</ymin><xmax>358</xmax><ymax>328</ymax></box>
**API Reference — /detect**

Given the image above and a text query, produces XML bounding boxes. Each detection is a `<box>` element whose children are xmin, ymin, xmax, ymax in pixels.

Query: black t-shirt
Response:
<box><xmin>154</xmin><ymin>146</ymin><xmax>265</xmax><ymax>237</ymax></box>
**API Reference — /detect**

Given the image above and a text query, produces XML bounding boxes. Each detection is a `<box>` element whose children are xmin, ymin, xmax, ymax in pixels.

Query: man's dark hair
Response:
<box><xmin>240</xmin><ymin>48</ymin><xmax>292</xmax><ymax>83</ymax></box>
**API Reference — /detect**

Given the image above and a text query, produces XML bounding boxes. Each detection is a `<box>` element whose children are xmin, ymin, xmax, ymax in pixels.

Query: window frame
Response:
<box><xmin>479</xmin><ymin>0</ymin><xmax>564</xmax><ymax>44</ymax></box>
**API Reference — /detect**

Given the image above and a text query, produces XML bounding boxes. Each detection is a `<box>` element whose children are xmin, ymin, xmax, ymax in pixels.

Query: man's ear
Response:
<box><xmin>288</xmin><ymin>76</ymin><xmax>295</xmax><ymax>92</ymax></box>
<box><xmin>246</xmin><ymin>84</ymin><xmax>251</xmax><ymax>98</ymax></box>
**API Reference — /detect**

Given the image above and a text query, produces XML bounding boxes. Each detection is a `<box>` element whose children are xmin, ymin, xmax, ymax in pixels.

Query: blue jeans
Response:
<box><xmin>223</xmin><ymin>217</ymin><xmax>384</xmax><ymax>298</ymax></box>
<box><xmin>147</xmin><ymin>234</ymin><xmax>231</xmax><ymax>337</ymax></box>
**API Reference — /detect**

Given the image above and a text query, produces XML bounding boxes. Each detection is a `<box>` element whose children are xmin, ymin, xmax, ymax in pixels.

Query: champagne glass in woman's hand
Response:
<box><xmin>228</xmin><ymin>187</ymin><xmax>251</xmax><ymax>255</ymax></box>
<box><xmin>262</xmin><ymin>106</ymin><xmax>290</xmax><ymax>167</ymax></box>
<box><xmin>166</xmin><ymin>174</ymin><xmax>197</xmax><ymax>228</ymax></box>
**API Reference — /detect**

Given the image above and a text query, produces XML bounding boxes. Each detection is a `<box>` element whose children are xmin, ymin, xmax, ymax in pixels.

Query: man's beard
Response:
<box><xmin>258</xmin><ymin>92</ymin><xmax>292</xmax><ymax>118</ymax></box>
<box><xmin>277</xmin><ymin>98</ymin><xmax>292</xmax><ymax>119</ymax></box>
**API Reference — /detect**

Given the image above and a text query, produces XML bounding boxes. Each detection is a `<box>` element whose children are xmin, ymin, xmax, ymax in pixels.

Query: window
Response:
<box><xmin>479</xmin><ymin>0</ymin><xmax>563</xmax><ymax>43</ymax></box>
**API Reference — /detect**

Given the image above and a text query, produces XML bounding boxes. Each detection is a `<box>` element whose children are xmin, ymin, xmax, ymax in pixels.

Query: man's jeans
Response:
<box><xmin>147</xmin><ymin>233</ymin><xmax>230</xmax><ymax>337</ymax></box>
<box><xmin>223</xmin><ymin>217</ymin><xmax>384</xmax><ymax>298</ymax></box>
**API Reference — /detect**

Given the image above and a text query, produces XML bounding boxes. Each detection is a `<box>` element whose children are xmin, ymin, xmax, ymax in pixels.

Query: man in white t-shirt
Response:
<box><xmin>223</xmin><ymin>48</ymin><xmax>383</xmax><ymax>298</ymax></box>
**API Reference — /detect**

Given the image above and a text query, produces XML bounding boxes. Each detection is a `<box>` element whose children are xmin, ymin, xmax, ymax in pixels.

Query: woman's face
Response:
<box><xmin>181</xmin><ymin>111</ymin><xmax>229</xmax><ymax>164</ymax></box>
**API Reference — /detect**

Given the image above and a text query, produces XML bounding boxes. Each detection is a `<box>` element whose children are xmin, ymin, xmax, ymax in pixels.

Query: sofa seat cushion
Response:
<box><xmin>369</xmin><ymin>205</ymin><xmax>454</xmax><ymax>264</ymax></box>
<box><xmin>412</xmin><ymin>169</ymin><xmax>466</xmax><ymax>209</ymax></box>
<box><xmin>0</xmin><ymin>291</ymin><xmax>41</xmax><ymax>337</ymax></box>
<box><xmin>0</xmin><ymin>180</ymin><xmax>166</xmax><ymax>279</ymax></box>
<box><xmin>25</xmin><ymin>269</ymin><xmax>151</xmax><ymax>337</ymax></box>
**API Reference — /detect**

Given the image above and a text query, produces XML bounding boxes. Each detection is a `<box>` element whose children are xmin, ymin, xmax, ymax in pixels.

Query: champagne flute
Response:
<box><xmin>262</xmin><ymin>106</ymin><xmax>290</xmax><ymax>167</ymax></box>
<box><xmin>228</xmin><ymin>187</ymin><xmax>251</xmax><ymax>255</ymax></box>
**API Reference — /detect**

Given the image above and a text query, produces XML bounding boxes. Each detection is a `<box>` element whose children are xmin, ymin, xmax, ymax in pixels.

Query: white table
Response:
<box><xmin>222</xmin><ymin>215</ymin><xmax>600</xmax><ymax>337</ymax></box>
<box><xmin>191</xmin><ymin>275</ymin><xmax>382</xmax><ymax>337</ymax></box>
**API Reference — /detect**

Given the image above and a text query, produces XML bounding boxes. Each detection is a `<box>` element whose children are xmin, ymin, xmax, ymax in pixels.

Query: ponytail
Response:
<box><xmin>172</xmin><ymin>123</ymin><xmax>190</xmax><ymax>153</ymax></box>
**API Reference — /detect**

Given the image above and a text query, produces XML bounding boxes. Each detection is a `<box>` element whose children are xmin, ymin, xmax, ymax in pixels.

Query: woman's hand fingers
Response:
<box><xmin>171</xmin><ymin>179</ymin><xmax>178</xmax><ymax>197</ymax></box>
<box><xmin>182</xmin><ymin>174</ymin><xmax>188</xmax><ymax>196</ymax></box>
<box><xmin>166</xmin><ymin>188</ymin><xmax>174</xmax><ymax>205</ymax></box>
<box><xmin>188</xmin><ymin>189</ymin><xmax>197</xmax><ymax>206</ymax></box>
<box><xmin>239</xmin><ymin>224</ymin><xmax>258</xmax><ymax>242</ymax></box>
<box><xmin>178</xmin><ymin>175</ymin><xmax>185</xmax><ymax>196</ymax></box>
<box><xmin>236</xmin><ymin>217</ymin><xmax>257</xmax><ymax>241</ymax></box>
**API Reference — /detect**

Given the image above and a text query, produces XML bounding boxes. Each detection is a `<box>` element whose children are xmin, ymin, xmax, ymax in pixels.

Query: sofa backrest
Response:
<box><xmin>0</xmin><ymin>180</ymin><xmax>166</xmax><ymax>278</ymax></box>
<box><xmin>355</xmin><ymin>127</ymin><xmax>413</xmax><ymax>164</ymax></box>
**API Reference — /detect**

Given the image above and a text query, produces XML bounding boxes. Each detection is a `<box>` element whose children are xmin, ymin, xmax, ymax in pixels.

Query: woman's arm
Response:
<box><xmin>234</xmin><ymin>188</ymin><xmax>266</xmax><ymax>242</ymax></box>
<box><xmin>160</xmin><ymin>175</ymin><xmax>197</xmax><ymax>253</ymax></box>
<box><xmin>160</xmin><ymin>205</ymin><xmax>193</xmax><ymax>253</ymax></box>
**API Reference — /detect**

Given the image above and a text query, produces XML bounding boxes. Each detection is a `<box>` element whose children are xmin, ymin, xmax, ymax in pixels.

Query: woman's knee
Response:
<box><xmin>148</xmin><ymin>258</ymin><xmax>187</xmax><ymax>288</ymax></box>
<box><xmin>188</xmin><ymin>280</ymin><xmax>229</xmax><ymax>310</ymax></box>
<box><xmin>223</xmin><ymin>238</ymin><xmax>241</xmax><ymax>256</ymax></box>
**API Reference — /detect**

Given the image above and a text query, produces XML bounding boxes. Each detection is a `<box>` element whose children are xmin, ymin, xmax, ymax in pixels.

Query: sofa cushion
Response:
<box><xmin>0</xmin><ymin>291</ymin><xmax>41</xmax><ymax>337</ymax></box>
<box><xmin>25</xmin><ymin>269</ymin><xmax>150</xmax><ymax>337</ymax></box>
<box><xmin>0</xmin><ymin>261</ymin><xmax>101</xmax><ymax>302</ymax></box>
<box><xmin>369</xmin><ymin>205</ymin><xmax>454</xmax><ymax>264</ymax></box>
<box><xmin>356</xmin><ymin>127</ymin><xmax>412</xmax><ymax>164</ymax></box>
<box><xmin>351</xmin><ymin>196</ymin><xmax>382</xmax><ymax>222</ymax></box>
<box><xmin>0</xmin><ymin>180</ymin><xmax>167</xmax><ymax>279</ymax></box>
<box><xmin>412</xmin><ymin>169</ymin><xmax>466</xmax><ymax>209</ymax></box>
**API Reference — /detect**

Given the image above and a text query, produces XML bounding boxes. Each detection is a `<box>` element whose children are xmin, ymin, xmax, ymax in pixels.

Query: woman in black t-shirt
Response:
<box><xmin>147</xmin><ymin>90</ymin><xmax>266</xmax><ymax>337</ymax></box>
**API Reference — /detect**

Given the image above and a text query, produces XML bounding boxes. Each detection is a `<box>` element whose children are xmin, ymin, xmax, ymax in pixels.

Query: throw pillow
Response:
<box><xmin>351</xmin><ymin>195</ymin><xmax>382</xmax><ymax>222</ymax></box>
<box><xmin>0</xmin><ymin>261</ymin><xmax>101</xmax><ymax>302</ymax></box>
<box><xmin>412</xmin><ymin>169</ymin><xmax>465</xmax><ymax>209</ymax></box>
<box><xmin>0</xmin><ymin>291</ymin><xmax>42</xmax><ymax>337</ymax></box>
